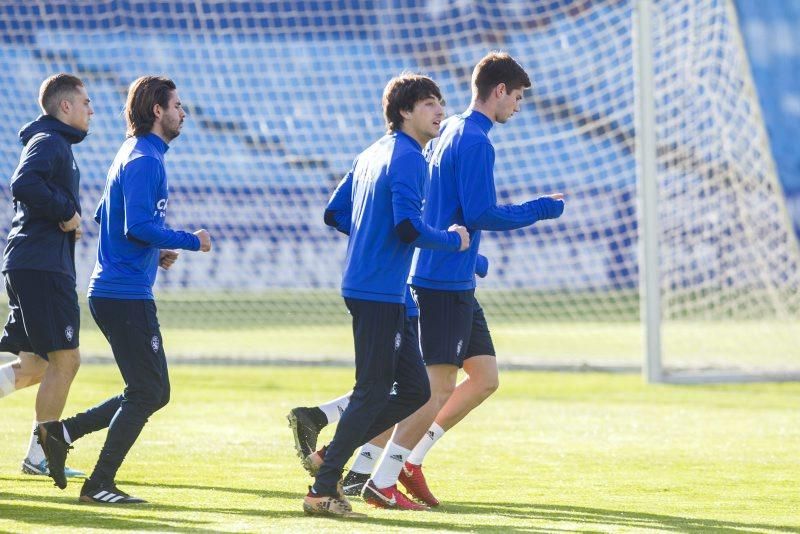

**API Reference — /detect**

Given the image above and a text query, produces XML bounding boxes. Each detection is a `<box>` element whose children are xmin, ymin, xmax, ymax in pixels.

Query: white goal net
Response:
<box><xmin>0</xmin><ymin>1</ymin><xmax>797</xmax><ymax>379</ymax></box>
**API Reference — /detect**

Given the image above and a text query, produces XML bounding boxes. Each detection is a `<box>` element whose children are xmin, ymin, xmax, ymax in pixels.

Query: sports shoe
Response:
<box><xmin>302</xmin><ymin>445</ymin><xmax>326</xmax><ymax>477</ymax></box>
<box><xmin>79</xmin><ymin>479</ymin><xmax>147</xmax><ymax>504</ymax></box>
<box><xmin>303</xmin><ymin>486</ymin><xmax>365</xmax><ymax>518</ymax></box>
<box><xmin>34</xmin><ymin>421</ymin><xmax>72</xmax><ymax>490</ymax></box>
<box><xmin>287</xmin><ymin>407</ymin><xmax>327</xmax><ymax>459</ymax></box>
<box><xmin>361</xmin><ymin>480</ymin><xmax>429</xmax><ymax>511</ymax></box>
<box><xmin>398</xmin><ymin>462</ymin><xmax>440</xmax><ymax>507</ymax></box>
<box><xmin>21</xmin><ymin>457</ymin><xmax>85</xmax><ymax>478</ymax></box>
<box><xmin>341</xmin><ymin>470</ymin><xmax>370</xmax><ymax>496</ymax></box>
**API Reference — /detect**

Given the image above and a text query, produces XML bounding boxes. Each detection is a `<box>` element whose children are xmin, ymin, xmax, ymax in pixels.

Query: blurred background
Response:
<box><xmin>0</xmin><ymin>0</ymin><xmax>797</xmax><ymax>378</ymax></box>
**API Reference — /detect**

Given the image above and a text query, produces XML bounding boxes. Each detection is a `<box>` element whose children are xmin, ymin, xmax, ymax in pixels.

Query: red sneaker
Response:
<box><xmin>361</xmin><ymin>480</ymin><xmax>429</xmax><ymax>511</ymax></box>
<box><xmin>398</xmin><ymin>462</ymin><xmax>440</xmax><ymax>507</ymax></box>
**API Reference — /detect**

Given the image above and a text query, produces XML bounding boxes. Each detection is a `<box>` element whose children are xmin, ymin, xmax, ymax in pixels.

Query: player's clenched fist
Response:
<box><xmin>194</xmin><ymin>229</ymin><xmax>212</xmax><ymax>252</ymax></box>
<box><xmin>448</xmin><ymin>224</ymin><xmax>470</xmax><ymax>251</ymax></box>
<box><xmin>59</xmin><ymin>211</ymin><xmax>81</xmax><ymax>232</ymax></box>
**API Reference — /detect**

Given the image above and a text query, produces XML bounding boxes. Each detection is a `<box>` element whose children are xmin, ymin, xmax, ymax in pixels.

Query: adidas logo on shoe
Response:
<box><xmin>303</xmin><ymin>487</ymin><xmax>365</xmax><ymax>518</ymax></box>
<box><xmin>79</xmin><ymin>479</ymin><xmax>146</xmax><ymax>504</ymax></box>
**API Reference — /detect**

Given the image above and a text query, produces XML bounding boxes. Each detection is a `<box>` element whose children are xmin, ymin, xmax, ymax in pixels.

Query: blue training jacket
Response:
<box><xmin>411</xmin><ymin>109</ymin><xmax>564</xmax><ymax>291</ymax></box>
<box><xmin>88</xmin><ymin>133</ymin><xmax>200</xmax><ymax>300</ymax></box>
<box><xmin>3</xmin><ymin>116</ymin><xmax>86</xmax><ymax>278</ymax></box>
<box><xmin>325</xmin><ymin>130</ymin><xmax>462</xmax><ymax>304</ymax></box>
<box><xmin>325</xmin><ymin>169</ymin><xmax>489</xmax><ymax>316</ymax></box>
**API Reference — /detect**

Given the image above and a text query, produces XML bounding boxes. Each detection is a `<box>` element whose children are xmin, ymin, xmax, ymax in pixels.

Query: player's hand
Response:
<box><xmin>448</xmin><ymin>224</ymin><xmax>470</xmax><ymax>251</ymax></box>
<box><xmin>74</xmin><ymin>226</ymin><xmax>82</xmax><ymax>241</ymax></box>
<box><xmin>59</xmin><ymin>212</ymin><xmax>81</xmax><ymax>232</ymax></box>
<box><xmin>532</xmin><ymin>194</ymin><xmax>565</xmax><ymax>220</ymax></box>
<box><xmin>159</xmin><ymin>249</ymin><xmax>179</xmax><ymax>269</ymax></box>
<box><xmin>194</xmin><ymin>229</ymin><xmax>212</xmax><ymax>252</ymax></box>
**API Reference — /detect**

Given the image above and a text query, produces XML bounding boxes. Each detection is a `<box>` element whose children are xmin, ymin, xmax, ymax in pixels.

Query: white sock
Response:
<box><xmin>26</xmin><ymin>421</ymin><xmax>45</xmax><ymax>463</ymax></box>
<box><xmin>318</xmin><ymin>391</ymin><xmax>352</xmax><ymax>424</ymax></box>
<box><xmin>349</xmin><ymin>443</ymin><xmax>383</xmax><ymax>475</ymax></box>
<box><xmin>407</xmin><ymin>422</ymin><xmax>445</xmax><ymax>465</ymax></box>
<box><xmin>0</xmin><ymin>363</ymin><xmax>15</xmax><ymax>398</ymax></box>
<box><xmin>371</xmin><ymin>441</ymin><xmax>411</xmax><ymax>489</ymax></box>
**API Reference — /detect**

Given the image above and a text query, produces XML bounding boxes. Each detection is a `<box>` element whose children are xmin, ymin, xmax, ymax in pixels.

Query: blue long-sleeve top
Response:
<box><xmin>411</xmin><ymin>109</ymin><xmax>564</xmax><ymax>291</ymax></box>
<box><xmin>88</xmin><ymin>133</ymin><xmax>200</xmax><ymax>300</ymax></box>
<box><xmin>324</xmin><ymin>153</ymin><xmax>487</xmax><ymax>313</ymax></box>
<box><xmin>324</xmin><ymin>131</ymin><xmax>462</xmax><ymax>304</ymax></box>
<box><xmin>3</xmin><ymin>116</ymin><xmax>85</xmax><ymax>278</ymax></box>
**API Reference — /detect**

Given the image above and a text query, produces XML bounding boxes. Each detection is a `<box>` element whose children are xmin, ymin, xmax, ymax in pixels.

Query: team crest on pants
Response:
<box><xmin>64</xmin><ymin>325</ymin><xmax>74</xmax><ymax>342</ymax></box>
<box><xmin>151</xmin><ymin>335</ymin><xmax>160</xmax><ymax>353</ymax></box>
<box><xmin>456</xmin><ymin>339</ymin><xmax>463</xmax><ymax>356</ymax></box>
<box><xmin>394</xmin><ymin>332</ymin><xmax>402</xmax><ymax>350</ymax></box>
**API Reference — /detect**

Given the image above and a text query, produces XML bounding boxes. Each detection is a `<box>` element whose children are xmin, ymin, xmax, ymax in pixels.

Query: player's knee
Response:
<box><xmin>14</xmin><ymin>353</ymin><xmax>48</xmax><ymax>386</ymax></box>
<box><xmin>353</xmin><ymin>380</ymin><xmax>394</xmax><ymax>406</ymax></box>
<box><xmin>49</xmin><ymin>349</ymin><xmax>81</xmax><ymax>376</ymax></box>
<box><xmin>126</xmin><ymin>383</ymin><xmax>168</xmax><ymax>414</ymax></box>
<box><xmin>482</xmin><ymin>375</ymin><xmax>500</xmax><ymax>397</ymax></box>
<box><xmin>155</xmin><ymin>384</ymin><xmax>171</xmax><ymax>412</ymax></box>
<box><xmin>473</xmin><ymin>369</ymin><xmax>499</xmax><ymax>398</ymax></box>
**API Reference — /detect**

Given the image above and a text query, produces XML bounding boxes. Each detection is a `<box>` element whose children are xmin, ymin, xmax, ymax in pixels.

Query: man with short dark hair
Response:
<box><xmin>394</xmin><ymin>51</ymin><xmax>565</xmax><ymax>507</ymax></box>
<box><xmin>302</xmin><ymin>73</ymin><xmax>469</xmax><ymax>518</ymax></box>
<box><xmin>34</xmin><ymin>75</ymin><xmax>212</xmax><ymax>504</ymax></box>
<box><xmin>0</xmin><ymin>73</ymin><xmax>92</xmax><ymax>481</ymax></box>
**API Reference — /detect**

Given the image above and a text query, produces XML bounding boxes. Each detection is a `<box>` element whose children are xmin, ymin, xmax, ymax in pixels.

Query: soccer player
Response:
<box><xmin>380</xmin><ymin>51</ymin><xmax>565</xmax><ymax>507</ymax></box>
<box><xmin>302</xmin><ymin>73</ymin><xmax>470</xmax><ymax>518</ymax></box>
<box><xmin>288</xmin><ymin>254</ymin><xmax>489</xmax><ymax>496</ymax></box>
<box><xmin>33</xmin><ymin>76</ymin><xmax>212</xmax><ymax>504</ymax></box>
<box><xmin>0</xmin><ymin>74</ymin><xmax>92</xmax><ymax>479</ymax></box>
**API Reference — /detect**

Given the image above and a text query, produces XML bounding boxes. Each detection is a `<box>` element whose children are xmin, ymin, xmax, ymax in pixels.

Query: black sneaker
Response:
<box><xmin>34</xmin><ymin>421</ymin><xmax>72</xmax><ymax>490</ymax></box>
<box><xmin>341</xmin><ymin>470</ymin><xmax>370</xmax><ymax>496</ymax></box>
<box><xmin>287</xmin><ymin>407</ymin><xmax>327</xmax><ymax>459</ymax></box>
<box><xmin>79</xmin><ymin>479</ymin><xmax>147</xmax><ymax>504</ymax></box>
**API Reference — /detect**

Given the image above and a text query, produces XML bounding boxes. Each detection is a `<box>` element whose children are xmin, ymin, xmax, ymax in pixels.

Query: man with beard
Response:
<box><xmin>34</xmin><ymin>76</ymin><xmax>212</xmax><ymax>504</ymax></box>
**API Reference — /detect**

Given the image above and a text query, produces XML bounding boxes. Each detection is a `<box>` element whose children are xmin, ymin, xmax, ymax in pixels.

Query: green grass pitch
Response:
<box><xmin>1</xmin><ymin>365</ymin><xmax>798</xmax><ymax>532</ymax></box>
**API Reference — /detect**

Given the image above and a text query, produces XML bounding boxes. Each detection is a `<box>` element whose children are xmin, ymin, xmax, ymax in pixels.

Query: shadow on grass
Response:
<box><xmin>3</xmin><ymin>479</ymin><xmax>796</xmax><ymax>533</ymax></box>
<box><xmin>445</xmin><ymin>501</ymin><xmax>800</xmax><ymax>533</ymax></box>
<box><xmin>0</xmin><ymin>500</ymin><xmax>221</xmax><ymax>533</ymax></box>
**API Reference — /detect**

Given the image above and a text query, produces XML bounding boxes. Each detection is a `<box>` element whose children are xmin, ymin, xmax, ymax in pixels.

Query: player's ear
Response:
<box><xmin>495</xmin><ymin>83</ymin><xmax>507</xmax><ymax>99</ymax></box>
<box><xmin>152</xmin><ymin>103</ymin><xmax>162</xmax><ymax>119</ymax></box>
<box><xmin>59</xmin><ymin>97</ymin><xmax>72</xmax><ymax>116</ymax></box>
<box><xmin>400</xmin><ymin>108</ymin><xmax>413</xmax><ymax>120</ymax></box>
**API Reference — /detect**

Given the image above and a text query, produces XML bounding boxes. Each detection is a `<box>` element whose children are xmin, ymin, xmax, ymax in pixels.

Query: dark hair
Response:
<box><xmin>383</xmin><ymin>72</ymin><xmax>442</xmax><ymax>132</ymax></box>
<box><xmin>472</xmin><ymin>52</ymin><xmax>531</xmax><ymax>102</ymax></box>
<box><xmin>125</xmin><ymin>75</ymin><xmax>177</xmax><ymax>137</ymax></box>
<box><xmin>38</xmin><ymin>74</ymin><xmax>84</xmax><ymax>116</ymax></box>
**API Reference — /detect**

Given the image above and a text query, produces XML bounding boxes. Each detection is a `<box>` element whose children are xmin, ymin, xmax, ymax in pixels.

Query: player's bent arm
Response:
<box><xmin>467</xmin><ymin>197</ymin><xmax>565</xmax><ymax>231</ymax></box>
<box><xmin>456</xmin><ymin>142</ymin><xmax>564</xmax><ymax>231</ymax></box>
<box><xmin>323</xmin><ymin>209</ymin><xmax>350</xmax><ymax>235</ymax></box>
<box><xmin>10</xmin><ymin>136</ymin><xmax>77</xmax><ymax>223</ymax></box>
<box><xmin>324</xmin><ymin>168</ymin><xmax>354</xmax><ymax>235</ymax></box>
<box><xmin>391</xmin><ymin>154</ymin><xmax>462</xmax><ymax>251</ymax></box>
<box><xmin>126</xmin><ymin>222</ymin><xmax>201</xmax><ymax>251</ymax></box>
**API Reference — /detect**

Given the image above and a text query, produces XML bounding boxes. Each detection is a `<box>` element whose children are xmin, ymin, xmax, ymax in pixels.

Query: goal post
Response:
<box><xmin>636</xmin><ymin>0</ymin><xmax>800</xmax><ymax>382</ymax></box>
<box><xmin>634</xmin><ymin>0</ymin><xmax>664</xmax><ymax>383</ymax></box>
